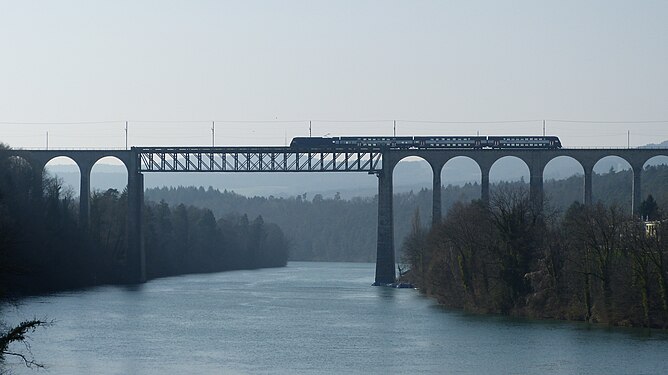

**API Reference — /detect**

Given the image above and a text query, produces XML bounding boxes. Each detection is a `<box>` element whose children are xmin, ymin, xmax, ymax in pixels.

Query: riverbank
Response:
<box><xmin>402</xmin><ymin>194</ymin><xmax>668</xmax><ymax>329</ymax></box>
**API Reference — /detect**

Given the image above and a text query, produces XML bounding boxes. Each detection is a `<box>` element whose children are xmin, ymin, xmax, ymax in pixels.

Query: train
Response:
<box><xmin>289</xmin><ymin>136</ymin><xmax>562</xmax><ymax>150</ymax></box>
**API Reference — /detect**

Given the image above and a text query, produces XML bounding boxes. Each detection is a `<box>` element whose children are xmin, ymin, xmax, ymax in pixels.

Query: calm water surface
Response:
<box><xmin>5</xmin><ymin>262</ymin><xmax>668</xmax><ymax>374</ymax></box>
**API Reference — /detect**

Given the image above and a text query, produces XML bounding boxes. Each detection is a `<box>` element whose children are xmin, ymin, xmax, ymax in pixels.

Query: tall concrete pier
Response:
<box><xmin>375</xmin><ymin>162</ymin><xmax>396</xmax><ymax>284</ymax></box>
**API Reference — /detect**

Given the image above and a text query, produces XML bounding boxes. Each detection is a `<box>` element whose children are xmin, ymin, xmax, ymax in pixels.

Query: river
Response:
<box><xmin>4</xmin><ymin>262</ymin><xmax>668</xmax><ymax>374</ymax></box>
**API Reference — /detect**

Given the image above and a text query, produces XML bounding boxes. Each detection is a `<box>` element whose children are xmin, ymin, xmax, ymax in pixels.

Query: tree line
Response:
<box><xmin>0</xmin><ymin>148</ymin><xmax>289</xmax><ymax>295</ymax></box>
<box><xmin>147</xmin><ymin>164</ymin><xmax>668</xmax><ymax>264</ymax></box>
<box><xmin>401</xmin><ymin>188</ymin><xmax>668</xmax><ymax>328</ymax></box>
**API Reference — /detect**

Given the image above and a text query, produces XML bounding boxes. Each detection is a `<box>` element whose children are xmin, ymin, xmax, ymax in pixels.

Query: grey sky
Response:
<box><xmin>2</xmin><ymin>0</ymin><xmax>668</xmax><ymax>149</ymax></box>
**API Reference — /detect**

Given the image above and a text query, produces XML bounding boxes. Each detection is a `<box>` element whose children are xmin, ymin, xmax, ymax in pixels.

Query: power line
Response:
<box><xmin>0</xmin><ymin>120</ymin><xmax>122</xmax><ymax>125</ymax></box>
<box><xmin>213</xmin><ymin>120</ymin><xmax>308</xmax><ymax>123</ymax></box>
<box><xmin>3</xmin><ymin>118</ymin><xmax>668</xmax><ymax>125</ymax></box>
<box><xmin>397</xmin><ymin>119</ymin><xmax>541</xmax><ymax>124</ymax></box>
<box><xmin>128</xmin><ymin>120</ymin><xmax>212</xmax><ymax>124</ymax></box>
<box><xmin>546</xmin><ymin>119</ymin><xmax>668</xmax><ymax>124</ymax></box>
<box><xmin>310</xmin><ymin>119</ymin><xmax>393</xmax><ymax>123</ymax></box>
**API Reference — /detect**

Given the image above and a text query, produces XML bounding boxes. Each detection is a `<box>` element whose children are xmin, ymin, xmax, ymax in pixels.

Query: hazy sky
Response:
<box><xmin>2</xmin><ymin>0</ymin><xmax>668</xmax><ymax>149</ymax></box>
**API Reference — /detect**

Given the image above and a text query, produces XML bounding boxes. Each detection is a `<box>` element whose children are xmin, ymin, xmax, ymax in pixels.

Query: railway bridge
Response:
<box><xmin>2</xmin><ymin>146</ymin><xmax>667</xmax><ymax>285</ymax></box>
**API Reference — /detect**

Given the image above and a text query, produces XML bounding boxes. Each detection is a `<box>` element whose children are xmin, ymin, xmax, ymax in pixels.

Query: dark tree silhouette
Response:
<box><xmin>640</xmin><ymin>194</ymin><xmax>660</xmax><ymax>220</ymax></box>
<box><xmin>403</xmin><ymin>185</ymin><xmax>668</xmax><ymax>328</ymax></box>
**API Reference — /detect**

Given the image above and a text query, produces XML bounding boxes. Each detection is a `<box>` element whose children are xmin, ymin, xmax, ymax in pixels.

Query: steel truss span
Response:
<box><xmin>136</xmin><ymin>147</ymin><xmax>383</xmax><ymax>173</ymax></box>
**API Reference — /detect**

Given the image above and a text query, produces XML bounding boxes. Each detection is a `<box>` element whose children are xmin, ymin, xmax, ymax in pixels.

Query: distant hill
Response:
<box><xmin>145</xmin><ymin>165</ymin><xmax>668</xmax><ymax>262</ymax></box>
<box><xmin>641</xmin><ymin>140</ymin><xmax>668</xmax><ymax>148</ymax></box>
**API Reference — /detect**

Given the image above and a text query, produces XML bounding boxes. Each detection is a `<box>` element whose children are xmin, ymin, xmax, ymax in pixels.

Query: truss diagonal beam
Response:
<box><xmin>137</xmin><ymin>147</ymin><xmax>383</xmax><ymax>173</ymax></box>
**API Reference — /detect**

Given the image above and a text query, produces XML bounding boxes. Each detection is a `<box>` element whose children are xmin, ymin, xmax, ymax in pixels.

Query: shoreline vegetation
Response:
<box><xmin>0</xmin><ymin>146</ymin><xmax>289</xmax><ymax>297</ymax></box>
<box><xmin>401</xmin><ymin>189</ymin><xmax>668</xmax><ymax>329</ymax></box>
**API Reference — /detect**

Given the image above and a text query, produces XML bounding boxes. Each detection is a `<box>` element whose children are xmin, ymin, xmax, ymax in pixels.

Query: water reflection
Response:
<box><xmin>5</xmin><ymin>262</ymin><xmax>668</xmax><ymax>375</ymax></box>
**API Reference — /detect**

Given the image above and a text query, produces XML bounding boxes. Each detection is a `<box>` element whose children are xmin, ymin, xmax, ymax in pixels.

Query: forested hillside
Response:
<box><xmin>0</xmin><ymin>146</ymin><xmax>288</xmax><ymax>295</ymax></box>
<box><xmin>402</xmin><ymin>192</ymin><xmax>668</xmax><ymax>328</ymax></box>
<box><xmin>147</xmin><ymin>165</ymin><xmax>668</xmax><ymax>263</ymax></box>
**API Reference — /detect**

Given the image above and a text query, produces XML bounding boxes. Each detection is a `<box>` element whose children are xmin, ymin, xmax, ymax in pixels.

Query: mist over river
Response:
<box><xmin>5</xmin><ymin>262</ymin><xmax>668</xmax><ymax>374</ymax></box>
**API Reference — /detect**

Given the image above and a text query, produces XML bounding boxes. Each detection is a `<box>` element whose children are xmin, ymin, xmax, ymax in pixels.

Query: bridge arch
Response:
<box><xmin>643</xmin><ymin>154</ymin><xmax>668</xmax><ymax>168</ymax></box>
<box><xmin>89</xmin><ymin>156</ymin><xmax>130</xmax><ymax>275</ymax></box>
<box><xmin>441</xmin><ymin>156</ymin><xmax>482</xmax><ymax>213</ymax></box>
<box><xmin>489</xmin><ymin>155</ymin><xmax>530</xmax><ymax>193</ymax></box>
<box><xmin>44</xmin><ymin>156</ymin><xmax>81</xmax><ymax>199</ymax></box>
<box><xmin>543</xmin><ymin>156</ymin><xmax>585</xmax><ymax>209</ymax></box>
<box><xmin>393</xmin><ymin>155</ymin><xmax>432</xmax><ymax>253</ymax></box>
<box><xmin>91</xmin><ymin>156</ymin><xmax>129</xmax><ymax>193</ymax></box>
<box><xmin>593</xmin><ymin>155</ymin><xmax>633</xmax><ymax>211</ymax></box>
<box><xmin>593</xmin><ymin>154</ymin><xmax>633</xmax><ymax>171</ymax></box>
<box><xmin>641</xmin><ymin>155</ymin><xmax>668</xmax><ymax>211</ymax></box>
<box><xmin>634</xmin><ymin>152</ymin><xmax>668</xmax><ymax>171</ymax></box>
<box><xmin>92</xmin><ymin>155</ymin><xmax>130</xmax><ymax>173</ymax></box>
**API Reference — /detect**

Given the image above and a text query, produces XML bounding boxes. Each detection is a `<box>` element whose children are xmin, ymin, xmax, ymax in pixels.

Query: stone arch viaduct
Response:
<box><xmin>2</xmin><ymin>146</ymin><xmax>667</xmax><ymax>285</ymax></box>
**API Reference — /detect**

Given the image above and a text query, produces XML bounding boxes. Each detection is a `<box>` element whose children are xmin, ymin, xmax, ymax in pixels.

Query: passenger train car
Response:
<box><xmin>289</xmin><ymin>136</ymin><xmax>562</xmax><ymax>150</ymax></box>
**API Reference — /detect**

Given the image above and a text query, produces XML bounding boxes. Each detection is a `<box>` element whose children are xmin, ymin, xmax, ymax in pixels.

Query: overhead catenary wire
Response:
<box><xmin>546</xmin><ymin>119</ymin><xmax>668</xmax><ymax>124</ymax></box>
<box><xmin>0</xmin><ymin>120</ymin><xmax>122</xmax><ymax>125</ymax></box>
<box><xmin>396</xmin><ymin>119</ymin><xmax>542</xmax><ymax>124</ymax></box>
<box><xmin>3</xmin><ymin>118</ymin><xmax>668</xmax><ymax>125</ymax></box>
